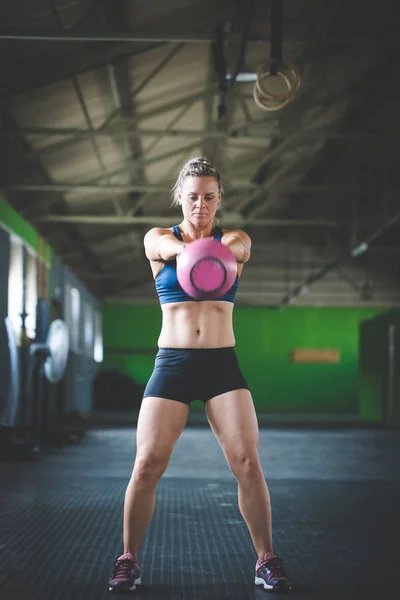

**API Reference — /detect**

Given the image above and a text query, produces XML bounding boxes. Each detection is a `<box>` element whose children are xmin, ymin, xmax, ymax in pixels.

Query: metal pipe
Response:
<box><xmin>270</xmin><ymin>0</ymin><xmax>283</xmax><ymax>75</ymax></box>
<box><xmin>38</xmin><ymin>214</ymin><xmax>337</xmax><ymax>227</ymax></box>
<box><xmin>0</xmin><ymin>30</ymin><xmax>213</xmax><ymax>43</ymax></box>
<box><xmin>0</xmin><ymin>22</ymin><xmax>382</xmax><ymax>45</ymax></box>
<box><xmin>0</xmin><ymin>23</ymin><xmax>322</xmax><ymax>44</ymax></box>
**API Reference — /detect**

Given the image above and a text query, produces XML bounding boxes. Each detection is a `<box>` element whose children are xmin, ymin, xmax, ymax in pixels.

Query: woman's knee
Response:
<box><xmin>133</xmin><ymin>451</ymin><xmax>169</xmax><ymax>485</ymax></box>
<box><xmin>227</xmin><ymin>449</ymin><xmax>264</xmax><ymax>481</ymax></box>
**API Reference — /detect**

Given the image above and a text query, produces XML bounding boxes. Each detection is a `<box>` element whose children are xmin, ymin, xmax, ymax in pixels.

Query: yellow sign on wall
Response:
<box><xmin>291</xmin><ymin>349</ymin><xmax>341</xmax><ymax>364</ymax></box>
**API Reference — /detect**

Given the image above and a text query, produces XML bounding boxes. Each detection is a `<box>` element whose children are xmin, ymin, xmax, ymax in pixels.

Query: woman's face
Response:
<box><xmin>178</xmin><ymin>176</ymin><xmax>221</xmax><ymax>228</ymax></box>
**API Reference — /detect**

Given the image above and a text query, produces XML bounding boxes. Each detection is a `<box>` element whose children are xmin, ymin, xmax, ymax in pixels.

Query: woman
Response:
<box><xmin>108</xmin><ymin>157</ymin><xmax>291</xmax><ymax>593</ymax></box>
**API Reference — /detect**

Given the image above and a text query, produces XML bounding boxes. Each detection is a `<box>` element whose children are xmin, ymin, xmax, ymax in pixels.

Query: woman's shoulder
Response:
<box><xmin>145</xmin><ymin>226</ymin><xmax>175</xmax><ymax>235</ymax></box>
<box><xmin>144</xmin><ymin>226</ymin><xmax>177</xmax><ymax>242</ymax></box>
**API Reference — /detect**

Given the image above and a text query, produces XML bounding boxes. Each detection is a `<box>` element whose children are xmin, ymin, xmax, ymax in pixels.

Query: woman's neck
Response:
<box><xmin>179</xmin><ymin>220</ymin><xmax>216</xmax><ymax>241</ymax></box>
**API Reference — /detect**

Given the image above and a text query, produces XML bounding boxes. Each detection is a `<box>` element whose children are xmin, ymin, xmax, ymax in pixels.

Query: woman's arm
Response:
<box><xmin>221</xmin><ymin>229</ymin><xmax>252</xmax><ymax>263</ymax></box>
<box><xmin>144</xmin><ymin>228</ymin><xmax>186</xmax><ymax>261</ymax></box>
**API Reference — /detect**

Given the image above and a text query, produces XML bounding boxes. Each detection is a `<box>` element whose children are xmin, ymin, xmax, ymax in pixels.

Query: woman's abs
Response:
<box><xmin>157</xmin><ymin>301</ymin><xmax>235</xmax><ymax>349</ymax></box>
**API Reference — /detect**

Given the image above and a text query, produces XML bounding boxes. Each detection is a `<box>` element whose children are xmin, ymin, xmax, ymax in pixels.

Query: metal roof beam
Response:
<box><xmin>12</xmin><ymin>90</ymin><xmax>210</xmax><ymax>161</ymax></box>
<box><xmin>3</xmin><ymin>182</ymin><xmax>384</xmax><ymax>195</ymax></box>
<box><xmin>0</xmin><ymin>107</ymin><xmax>105</xmax><ymax>295</ymax></box>
<box><xmin>48</xmin><ymin>0</ymin><xmax>126</xmax><ymax>219</ymax></box>
<box><xmin>2</xmin><ymin>127</ymin><xmax>393</xmax><ymax>142</ymax></box>
<box><xmin>3</xmin><ymin>42</ymin><xmax>164</xmax><ymax>98</ymax></box>
<box><xmin>100</xmin><ymin>41</ymin><xmax>185</xmax><ymax>130</ymax></box>
<box><xmin>1</xmin><ymin>180</ymin><xmax>258</xmax><ymax>194</ymax></box>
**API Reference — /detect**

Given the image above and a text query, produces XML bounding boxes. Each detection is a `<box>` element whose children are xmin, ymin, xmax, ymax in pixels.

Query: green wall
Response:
<box><xmin>102</xmin><ymin>304</ymin><xmax>383</xmax><ymax>413</ymax></box>
<box><xmin>0</xmin><ymin>196</ymin><xmax>52</xmax><ymax>262</ymax></box>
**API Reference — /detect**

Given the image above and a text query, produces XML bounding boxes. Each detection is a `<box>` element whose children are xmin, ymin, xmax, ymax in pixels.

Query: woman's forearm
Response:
<box><xmin>156</xmin><ymin>234</ymin><xmax>186</xmax><ymax>261</ymax></box>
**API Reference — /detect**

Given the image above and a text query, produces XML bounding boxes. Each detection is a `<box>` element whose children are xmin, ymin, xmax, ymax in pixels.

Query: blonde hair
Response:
<box><xmin>170</xmin><ymin>156</ymin><xmax>224</xmax><ymax>207</ymax></box>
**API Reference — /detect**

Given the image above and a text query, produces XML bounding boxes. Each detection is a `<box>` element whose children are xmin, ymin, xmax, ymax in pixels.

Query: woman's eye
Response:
<box><xmin>187</xmin><ymin>195</ymin><xmax>214</xmax><ymax>201</ymax></box>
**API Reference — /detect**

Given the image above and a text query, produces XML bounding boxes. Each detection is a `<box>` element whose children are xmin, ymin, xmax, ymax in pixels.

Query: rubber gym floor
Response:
<box><xmin>1</xmin><ymin>420</ymin><xmax>399</xmax><ymax>600</ymax></box>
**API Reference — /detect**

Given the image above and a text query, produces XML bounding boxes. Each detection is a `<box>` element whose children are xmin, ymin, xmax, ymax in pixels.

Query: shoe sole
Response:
<box><xmin>109</xmin><ymin>577</ymin><xmax>141</xmax><ymax>593</ymax></box>
<box><xmin>255</xmin><ymin>576</ymin><xmax>291</xmax><ymax>591</ymax></box>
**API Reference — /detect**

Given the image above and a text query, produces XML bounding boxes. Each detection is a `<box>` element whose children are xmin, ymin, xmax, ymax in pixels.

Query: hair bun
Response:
<box><xmin>187</xmin><ymin>156</ymin><xmax>209</xmax><ymax>166</ymax></box>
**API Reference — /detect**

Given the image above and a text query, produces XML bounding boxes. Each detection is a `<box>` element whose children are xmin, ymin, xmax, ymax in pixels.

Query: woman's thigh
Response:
<box><xmin>205</xmin><ymin>389</ymin><xmax>259</xmax><ymax>460</ymax></box>
<box><xmin>136</xmin><ymin>397</ymin><xmax>189</xmax><ymax>462</ymax></box>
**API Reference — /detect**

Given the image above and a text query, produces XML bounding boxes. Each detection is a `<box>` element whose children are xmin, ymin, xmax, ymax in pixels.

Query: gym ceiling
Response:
<box><xmin>1</xmin><ymin>0</ymin><xmax>399</xmax><ymax>307</ymax></box>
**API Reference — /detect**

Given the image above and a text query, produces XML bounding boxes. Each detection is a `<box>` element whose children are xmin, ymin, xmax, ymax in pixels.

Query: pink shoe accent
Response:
<box><xmin>261</xmin><ymin>552</ymin><xmax>277</xmax><ymax>561</ymax></box>
<box><xmin>257</xmin><ymin>552</ymin><xmax>276</xmax><ymax>566</ymax></box>
<box><xmin>118</xmin><ymin>552</ymin><xmax>138</xmax><ymax>563</ymax></box>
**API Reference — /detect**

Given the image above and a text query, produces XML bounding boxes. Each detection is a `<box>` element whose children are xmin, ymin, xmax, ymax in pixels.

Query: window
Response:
<box><xmin>70</xmin><ymin>287</ymin><xmax>81</xmax><ymax>353</ymax></box>
<box><xmin>64</xmin><ymin>283</ymin><xmax>81</xmax><ymax>353</ymax></box>
<box><xmin>84</xmin><ymin>301</ymin><xmax>94</xmax><ymax>357</ymax></box>
<box><xmin>25</xmin><ymin>249</ymin><xmax>38</xmax><ymax>340</ymax></box>
<box><xmin>8</xmin><ymin>235</ymin><xmax>24</xmax><ymax>343</ymax></box>
<box><xmin>64</xmin><ymin>281</ymin><xmax>71</xmax><ymax>327</ymax></box>
<box><xmin>94</xmin><ymin>310</ymin><xmax>103</xmax><ymax>363</ymax></box>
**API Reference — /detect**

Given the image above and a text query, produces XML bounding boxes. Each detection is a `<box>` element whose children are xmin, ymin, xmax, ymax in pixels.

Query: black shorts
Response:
<box><xmin>143</xmin><ymin>347</ymin><xmax>250</xmax><ymax>405</ymax></box>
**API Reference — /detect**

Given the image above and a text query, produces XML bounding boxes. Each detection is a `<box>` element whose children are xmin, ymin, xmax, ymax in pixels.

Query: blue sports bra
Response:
<box><xmin>155</xmin><ymin>225</ymin><xmax>239</xmax><ymax>304</ymax></box>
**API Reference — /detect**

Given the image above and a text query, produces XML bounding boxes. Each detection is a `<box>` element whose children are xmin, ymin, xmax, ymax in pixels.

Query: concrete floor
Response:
<box><xmin>0</xmin><ymin>424</ymin><xmax>399</xmax><ymax>599</ymax></box>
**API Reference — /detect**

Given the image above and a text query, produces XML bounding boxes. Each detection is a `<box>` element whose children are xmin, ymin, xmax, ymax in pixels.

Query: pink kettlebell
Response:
<box><xmin>177</xmin><ymin>237</ymin><xmax>237</xmax><ymax>300</ymax></box>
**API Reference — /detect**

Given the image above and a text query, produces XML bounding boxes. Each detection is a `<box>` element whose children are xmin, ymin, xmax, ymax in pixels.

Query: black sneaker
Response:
<box><xmin>255</xmin><ymin>553</ymin><xmax>292</xmax><ymax>591</ymax></box>
<box><xmin>108</xmin><ymin>553</ymin><xmax>141</xmax><ymax>593</ymax></box>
